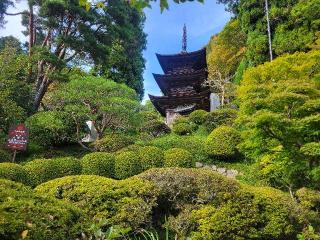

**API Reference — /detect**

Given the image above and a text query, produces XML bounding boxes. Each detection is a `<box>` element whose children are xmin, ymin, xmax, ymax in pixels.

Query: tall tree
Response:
<box><xmin>1</xmin><ymin>0</ymin><xmax>146</xmax><ymax>111</ymax></box>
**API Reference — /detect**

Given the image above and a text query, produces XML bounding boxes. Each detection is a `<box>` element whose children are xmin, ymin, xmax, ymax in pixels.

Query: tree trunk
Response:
<box><xmin>28</xmin><ymin>3</ymin><xmax>34</xmax><ymax>81</ymax></box>
<box><xmin>265</xmin><ymin>0</ymin><xmax>273</xmax><ymax>61</ymax></box>
<box><xmin>32</xmin><ymin>79</ymin><xmax>49</xmax><ymax>111</ymax></box>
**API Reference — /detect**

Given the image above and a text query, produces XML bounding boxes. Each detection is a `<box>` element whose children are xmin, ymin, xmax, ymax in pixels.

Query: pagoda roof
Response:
<box><xmin>153</xmin><ymin>69</ymin><xmax>207</xmax><ymax>95</ymax></box>
<box><xmin>156</xmin><ymin>48</ymin><xmax>207</xmax><ymax>75</ymax></box>
<box><xmin>149</xmin><ymin>89</ymin><xmax>210</xmax><ymax>117</ymax></box>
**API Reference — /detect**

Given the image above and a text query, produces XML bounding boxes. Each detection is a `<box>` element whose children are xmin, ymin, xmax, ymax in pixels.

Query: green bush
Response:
<box><xmin>0</xmin><ymin>179</ymin><xmax>83</xmax><ymax>240</ymax></box>
<box><xmin>189</xmin><ymin>110</ymin><xmax>209</xmax><ymax>125</ymax></box>
<box><xmin>81</xmin><ymin>152</ymin><xmax>115</xmax><ymax>178</ymax></box>
<box><xmin>190</xmin><ymin>186</ymin><xmax>306</xmax><ymax>240</ymax></box>
<box><xmin>143</xmin><ymin>119</ymin><xmax>170</xmax><ymax>137</ymax></box>
<box><xmin>94</xmin><ymin>133</ymin><xmax>135</xmax><ymax>152</ymax></box>
<box><xmin>25</xmin><ymin>111</ymin><xmax>76</xmax><ymax>147</ymax></box>
<box><xmin>114</xmin><ymin>151</ymin><xmax>142</xmax><ymax>179</ymax></box>
<box><xmin>138</xmin><ymin>146</ymin><xmax>164</xmax><ymax>171</ymax></box>
<box><xmin>0</xmin><ymin>163</ymin><xmax>30</xmax><ymax>185</ymax></box>
<box><xmin>0</xmin><ymin>149</ymin><xmax>10</xmax><ymax>162</ymax></box>
<box><xmin>24</xmin><ymin>157</ymin><xmax>81</xmax><ymax>186</ymax></box>
<box><xmin>149</xmin><ymin>134</ymin><xmax>207</xmax><ymax>163</ymax></box>
<box><xmin>205</xmin><ymin>125</ymin><xmax>241</xmax><ymax>160</ymax></box>
<box><xmin>164</xmin><ymin>148</ymin><xmax>193</xmax><ymax>168</ymax></box>
<box><xmin>35</xmin><ymin>175</ymin><xmax>158</xmax><ymax>230</ymax></box>
<box><xmin>205</xmin><ymin>108</ymin><xmax>237</xmax><ymax>132</ymax></box>
<box><xmin>172</xmin><ymin>122</ymin><xmax>195</xmax><ymax>135</ymax></box>
<box><xmin>296</xmin><ymin>188</ymin><xmax>320</xmax><ymax>212</ymax></box>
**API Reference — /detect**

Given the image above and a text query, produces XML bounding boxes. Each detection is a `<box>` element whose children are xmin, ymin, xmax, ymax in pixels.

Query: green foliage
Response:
<box><xmin>51</xmin><ymin>76</ymin><xmax>140</xmax><ymax>141</ymax></box>
<box><xmin>205</xmin><ymin>108</ymin><xmax>238</xmax><ymax>132</ymax></box>
<box><xmin>205</xmin><ymin>125</ymin><xmax>241</xmax><ymax>160</ymax></box>
<box><xmin>81</xmin><ymin>152</ymin><xmax>115</xmax><ymax>178</ymax></box>
<box><xmin>0</xmin><ymin>163</ymin><xmax>30</xmax><ymax>185</ymax></box>
<box><xmin>0</xmin><ymin>149</ymin><xmax>10</xmax><ymax>162</ymax></box>
<box><xmin>190</xmin><ymin>186</ymin><xmax>306</xmax><ymax>240</ymax></box>
<box><xmin>26</xmin><ymin>111</ymin><xmax>76</xmax><ymax>147</ymax></box>
<box><xmin>35</xmin><ymin>175</ymin><xmax>158</xmax><ymax>230</ymax></box>
<box><xmin>296</xmin><ymin>188</ymin><xmax>320</xmax><ymax>212</ymax></box>
<box><xmin>297</xmin><ymin>225</ymin><xmax>320</xmax><ymax>240</ymax></box>
<box><xmin>172</xmin><ymin>117</ymin><xmax>197</xmax><ymax>136</ymax></box>
<box><xmin>189</xmin><ymin>110</ymin><xmax>209</xmax><ymax>125</ymax></box>
<box><xmin>24</xmin><ymin>157</ymin><xmax>81</xmax><ymax>186</ymax></box>
<box><xmin>164</xmin><ymin>148</ymin><xmax>193</xmax><ymax>168</ymax></box>
<box><xmin>95</xmin><ymin>133</ymin><xmax>136</xmax><ymax>152</ymax></box>
<box><xmin>149</xmin><ymin>134</ymin><xmax>207</xmax><ymax>163</ymax></box>
<box><xmin>0</xmin><ymin>179</ymin><xmax>83</xmax><ymax>240</ymax></box>
<box><xmin>138</xmin><ymin>146</ymin><xmax>164</xmax><ymax>171</ymax></box>
<box><xmin>140</xmin><ymin>106</ymin><xmax>169</xmax><ymax>138</ymax></box>
<box><xmin>114</xmin><ymin>151</ymin><xmax>142</xmax><ymax>179</ymax></box>
<box><xmin>237</xmin><ymin>50</ymin><xmax>320</xmax><ymax>189</ymax></box>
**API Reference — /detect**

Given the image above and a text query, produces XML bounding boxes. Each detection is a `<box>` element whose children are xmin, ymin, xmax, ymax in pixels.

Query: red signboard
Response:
<box><xmin>7</xmin><ymin>124</ymin><xmax>29</xmax><ymax>151</ymax></box>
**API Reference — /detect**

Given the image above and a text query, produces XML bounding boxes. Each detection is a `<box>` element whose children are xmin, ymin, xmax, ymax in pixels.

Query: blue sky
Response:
<box><xmin>0</xmin><ymin>0</ymin><xmax>231</xmax><ymax>102</ymax></box>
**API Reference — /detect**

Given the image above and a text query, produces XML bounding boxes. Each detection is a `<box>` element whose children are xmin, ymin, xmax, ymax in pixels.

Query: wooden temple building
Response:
<box><xmin>149</xmin><ymin>25</ymin><xmax>211</xmax><ymax>126</ymax></box>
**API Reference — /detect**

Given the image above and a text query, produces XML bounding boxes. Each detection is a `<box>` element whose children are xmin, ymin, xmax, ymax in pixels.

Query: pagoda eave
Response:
<box><xmin>149</xmin><ymin>90</ymin><xmax>210</xmax><ymax>117</ymax></box>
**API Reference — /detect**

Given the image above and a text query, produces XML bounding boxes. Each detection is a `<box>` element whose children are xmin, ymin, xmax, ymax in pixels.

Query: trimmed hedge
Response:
<box><xmin>0</xmin><ymin>179</ymin><xmax>83</xmax><ymax>240</ymax></box>
<box><xmin>164</xmin><ymin>148</ymin><xmax>193</xmax><ymax>168</ymax></box>
<box><xmin>25</xmin><ymin>111</ymin><xmax>76</xmax><ymax>147</ymax></box>
<box><xmin>0</xmin><ymin>162</ymin><xmax>30</xmax><ymax>185</ymax></box>
<box><xmin>189</xmin><ymin>110</ymin><xmax>209</xmax><ymax>125</ymax></box>
<box><xmin>81</xmin><ymin>152</ymin><xmax>115</xmax><ymax>178</ymax></box>
<box><xmin>190</xmin><ymin>186</ymin><xmax>306</xmax><ymax>240</ymax></box>
<box><xmin>150</xmin><ymin>134</ymin><xmax>207</xmax><ymax>163</ymax></box>
<box><xmin>205</xmin><ymin>108</ymin><xmax>237</xmax><ymax>132</ymax></box>
<box><xmin>205</xmin><ymin>125</ymin><xmax>241</xmax><ymax>160</ymax></box>
<box><xmin>94</xmin><ymin>133</ymin><xmax>135</xmax><ymax>152</ymax></box>
<box><xmin>138</xmin><ymin>146</ymin><xmax>164</xmax><ymax>171</ymax></box>
<box><xmin>24</xmin><ymin>157</ymin><xmax>81</xmax><ymax>186</ymax></box>
<box><xmin>172</xmin><ymin>122</ymin><xmax>195</xmax><ymax>136</ymax></box>
<box><xmin>35</xmin><ymin>175</ymin><xmax>158</xmax><ymax>230</ymax></box>
<box><xmin>114</xmin><ymin>151</ymin><xmax>142</xmax><ymax>179</ymax></box>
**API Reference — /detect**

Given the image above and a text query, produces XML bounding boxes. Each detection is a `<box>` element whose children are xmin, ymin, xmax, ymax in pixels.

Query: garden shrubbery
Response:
<box><xmin>114</xmin><ymin>151</ymin><xmax>142</xmax><ymax>179</ymax></box>
<box><xmin>0</xmin><ymin>179</ymin><xmax>83</xmax><ymax>240</ymax></box>
<box><xmin>205</xmin><ymin>125</ymin><xmax>241</xmax><ymax>160</ymax></box>
<box><xmin>0</xmin><ymin>149</ymin><xmax>10</xmax><ymax>162</ymax></box>
<box><xmin>138</xmin><ymin>146</ymin><xmax>164</xmax><ymax>171</ymax></box>
<box><xmin>25</xmin><ymin>111</ymin><xmax>76</xmax><ymax>147</ymax></box>
<box><xmin>164</xmin><ymin>148</ymin><xmax>193</xmax><ymax>168</ymax></box>
<box><xmin>81</xmin><ymin>152</ymin><xmax>115</xmax><ymax>178</ymax></box>
<box><xmin>94</xmin><ymin>133</ymin><xmax>135</xmax><ymax>152</ymax></box>
<box><xmin>189</xmin><ymin>110</ymin><xmax>209</xmax><ymax>125</ymax></box>
<box><xmin>172</xmin><ymin>116</ymin><xmax>197</xmax><ymax>135</ymax></box>
<box><xmin>0</xmin><ymin>162</ymin><xmax>30</xmax><ymax>185</ymax></box>
<box><xmin>149</xmin><ymin>134</ymin><xmax>207</xmax><ymax>163</ymax></box>
<box><xmin>35</xmin><ymin>175</ymin><xmax>158</xmax><ymax>230</ymax></box>
<box><xmin>24</xmin><ymin>157</ymin><xmax>81</xmax><ymax>186</ymax></box>
<box><xmin>205</xmin><ymin>108</ymin><xmax>237</xmax><ymax>132</ymax></box>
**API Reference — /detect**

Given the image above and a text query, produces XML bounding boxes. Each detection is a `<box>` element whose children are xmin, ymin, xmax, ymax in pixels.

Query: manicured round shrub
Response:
<box><xmin>35</xmin><ymin>175</ymin><xmax>158</xmax><ymax>230</ymax></box>
<box><xmin>81</xmin><ymin>152</ymin><xmax>115</xmax><ymax>178</ymax></box>
<box><xmin>138</xmin><ymin>146</ymin><xmax>164</xmax><ymax>171</ymax></box>
<box><xmin>164</xmin><ymin>148</ymin><xmax>193</xmax><ymax>168</ymax></box>
<box><xmin>142</xmin><ymin>119</ymin><xmax>171</xmax><ymax>137</ymax></box>
<box><xmin>205</xmin><ymin>108</ymin><xmax>238</xmax><ymax>132</ymax></box>
<box><xmin>0</xmin><ymin>179</ymin><xmax>83</xmax><ymax>240</ymax></box>
<box><xmin>205</xmin><ymin>126</ymin><xmax>241</xmax><ymax>159</ymax></box>
<box><xmin>25</xmin><ymin>111</ymin><xmax>76</xmax><ymax>147</ymax></box>
<box><xmin>0</xmin><ymin>149</ymin><xmax>10</xmax><ymax>162</ymax></box>
<box><xmin>189</xmin><ymin>186</ymin><xmax>306</xmax><ymax>240</ymax></box>
<box><xmin>189</xmin><ymin>110</ymin><xmax>209</xmax><ymax>125</ymax></box>
<box><xmin>172</xmin><ymin>122</ymin><xmax>195</xmax><ymax>135</ymax></box>
<box><xmin>94</xmin><ymin>133</ymin><xmax>135</xmax><ymax>152</ymax></box>
<box><xmin>24</xmin><ymin>157</ymin><xmax>81</xmax><ymax>186</ymax></box>
<box><xmin>0</xmin><ymin>162</ymin><xmax>30</xmax><ymax>185</ymax></box>
<box><xmin>114</xmin><ymin>151</ymin><xmax>142</xmax><ymax>179</ymax></box>
<box><xmin>150</xmin><ymin>135</ymin><xmax>207</xmax><ymax>163</ymax></box>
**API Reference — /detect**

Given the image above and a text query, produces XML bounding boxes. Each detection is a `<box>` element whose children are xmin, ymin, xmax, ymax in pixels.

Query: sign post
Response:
<box><xmin>7</xmin><ymin>124</ymin><xmax>29</xmax><ymax>162</ymax></box>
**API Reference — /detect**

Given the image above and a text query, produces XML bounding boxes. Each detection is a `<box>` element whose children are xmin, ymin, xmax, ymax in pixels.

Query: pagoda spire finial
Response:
<box><xmin>182</xmin><ymin>24</ymin><xmax>187</xmax><ymax>53</ymax></box>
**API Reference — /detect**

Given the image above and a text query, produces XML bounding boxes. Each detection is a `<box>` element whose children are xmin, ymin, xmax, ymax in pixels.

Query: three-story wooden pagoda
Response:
<box><xmin>149</xmin><ymin>25</ymin><xmax>210</xmax><ymax>125</ymax></box>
